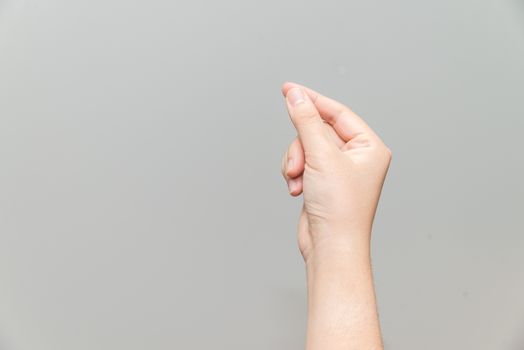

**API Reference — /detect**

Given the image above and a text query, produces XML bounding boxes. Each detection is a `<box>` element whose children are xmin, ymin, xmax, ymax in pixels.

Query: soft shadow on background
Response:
<box><xmin>0</xmin><ymin>0</ymin><xmax>523</xmax><ymax>349</ymax></box>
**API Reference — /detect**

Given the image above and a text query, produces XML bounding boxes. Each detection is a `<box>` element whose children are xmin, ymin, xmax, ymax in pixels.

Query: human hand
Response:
<box><xmin>280</xmin><ymin>82</ymin><xmax>391</xmax><ymax>263</ymax></box>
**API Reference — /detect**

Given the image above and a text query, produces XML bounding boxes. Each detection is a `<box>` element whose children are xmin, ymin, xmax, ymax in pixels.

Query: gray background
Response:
<box><xmin>1</xmin><ymin>0</ymin><xmax>523</xmax><ymax>349</ymax></box>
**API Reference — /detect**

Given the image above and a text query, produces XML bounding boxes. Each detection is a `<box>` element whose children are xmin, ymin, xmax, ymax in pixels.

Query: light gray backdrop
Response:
<box><xmin>1</xmin><ymin>0</ymin><xmax>523</xmax><ymax>349</ymax></box>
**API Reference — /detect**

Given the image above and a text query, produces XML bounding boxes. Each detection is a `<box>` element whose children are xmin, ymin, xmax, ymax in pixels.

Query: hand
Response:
<box><xmin>280</xmin><ymin>82</ymin><xmax>391</xmax><ymax>262</ymax></box>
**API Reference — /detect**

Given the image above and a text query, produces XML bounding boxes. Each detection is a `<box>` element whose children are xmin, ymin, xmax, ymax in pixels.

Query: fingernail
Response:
<box><xmin>287</xmin><ymin>88</ymin><xmax>306</xmax><ymax>107</ymax></box>
<box><xmin>288</xmin><ymin>178</ymin><xmax>298</xmax><ymax>194</ymax></box>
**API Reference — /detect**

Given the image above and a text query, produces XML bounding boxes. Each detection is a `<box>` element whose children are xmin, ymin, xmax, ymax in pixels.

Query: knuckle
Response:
<box><xmin>384</xmin><ymin>146</ymin><xmax>392</xmax><ymax>159</ymax></box>
<box><xmin>293</xmin><ymin>105</ymin><xmax>320</xmax><ymax>124</ymax></box>
<box><xmin>369</xmin><ymin>143</ymin><xmax>392</xmax><ymax>165</ymax></box>
<box><xmin>379</xmin><ymin>145</ymin><xmax>393</xmax><ymax>166</ymax></box>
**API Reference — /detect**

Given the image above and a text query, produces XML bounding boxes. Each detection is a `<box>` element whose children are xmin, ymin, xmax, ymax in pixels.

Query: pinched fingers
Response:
<box><xmin>282</xmin><ymin>82</ymin><xmax>385</xmax><ymax>150</ymax></box>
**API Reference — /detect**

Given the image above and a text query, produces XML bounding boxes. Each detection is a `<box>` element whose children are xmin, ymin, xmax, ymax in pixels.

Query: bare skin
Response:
<box><xmin>280</xmin><ymin>82</ymin><xmax>391</xmax><ymax>350</ymax></box>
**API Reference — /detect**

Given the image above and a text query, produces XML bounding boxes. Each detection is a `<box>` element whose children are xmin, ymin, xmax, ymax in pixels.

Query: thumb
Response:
<box><xmin>285</xmin><ymin>87</ymin><xmax>333</xmax><ymax>158</ymax></box>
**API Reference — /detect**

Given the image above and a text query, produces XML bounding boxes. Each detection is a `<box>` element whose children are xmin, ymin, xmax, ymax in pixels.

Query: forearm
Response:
<box><xmin>304</xmin><ymin>237</ymin><xmax>383</xmax><ymax>350</ymax></box>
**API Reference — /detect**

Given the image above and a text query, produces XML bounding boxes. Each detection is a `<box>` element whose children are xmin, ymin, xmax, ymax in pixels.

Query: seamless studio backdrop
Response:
<box><xmin>1</xmin><ymin>0</ymin><xmax>524</xmax><ymax>349</ymax></box>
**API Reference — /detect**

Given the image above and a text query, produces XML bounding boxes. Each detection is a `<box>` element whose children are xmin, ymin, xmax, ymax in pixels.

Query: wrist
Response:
<box><xmin>304</xmin><ymin>233</ymin><xmax>371</xmax><ymax>270</ymax></box>
<box><xmin>303</xmin><ymin>232</ymin><xmax>382</xmax><ymax>350</ymax></box>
